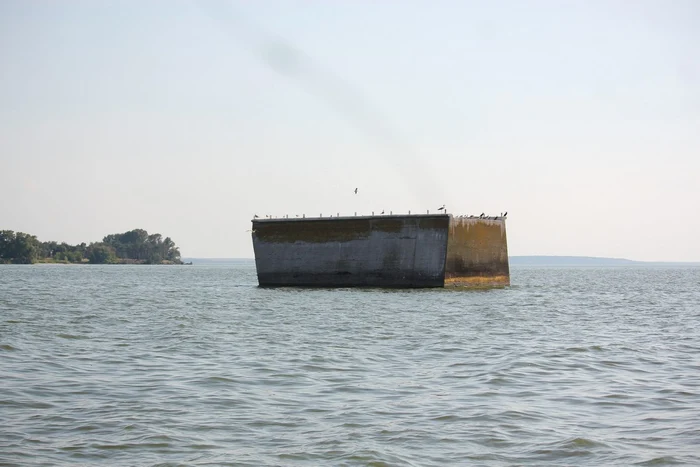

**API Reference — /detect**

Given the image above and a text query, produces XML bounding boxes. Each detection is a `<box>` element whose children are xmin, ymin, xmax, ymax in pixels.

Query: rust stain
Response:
<box><xmin>444</xmin><ymin>275</ymin><xmax>510</xmax><ymax>288</ymax></box>
<box><xmin>444</xmin><ymin>217</ymin><xmax>510</xmax><ymax>286</ymax></box>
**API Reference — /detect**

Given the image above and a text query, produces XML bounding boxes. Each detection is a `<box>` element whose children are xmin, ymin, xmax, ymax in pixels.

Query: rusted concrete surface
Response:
<box><xmin>444</xmin><ymin>217</ymin><xmax>510</xmax><ymax>287</ymax></box>
<box><xmin>251</xmin><ymin>214</ymin><xmax>510</xmax><ymax>288</ymax></box>
<box><xmin>252</xmin><ymin>215</ymin><xmax>449</xmax><ymax>287</ymax></box>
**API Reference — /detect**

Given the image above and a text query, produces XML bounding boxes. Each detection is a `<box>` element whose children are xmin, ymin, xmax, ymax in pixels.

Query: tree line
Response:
<box><xmin>0</xmin><ymin>229</ymin><xmax>182</xmax><ymax>264</ymax></box>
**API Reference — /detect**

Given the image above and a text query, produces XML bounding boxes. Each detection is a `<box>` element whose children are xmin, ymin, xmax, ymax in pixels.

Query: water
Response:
<box><xmin>1</xmin><ymin>263</ymin><xmax>699</xmax><ymax>466</ymax></box>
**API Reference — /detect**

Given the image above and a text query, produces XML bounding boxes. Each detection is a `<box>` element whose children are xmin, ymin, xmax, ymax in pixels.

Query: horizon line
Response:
<box><xmin>181</xmin><ymin>255</ymin><xmax>700</xmax><ymax>264</ymax></box>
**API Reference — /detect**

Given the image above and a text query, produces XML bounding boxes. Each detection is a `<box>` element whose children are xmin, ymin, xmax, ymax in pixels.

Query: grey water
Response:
<box><xmin>1</xmin><ymin>263</ymin><xmax>699</xmax><ymax>466</ymax></box>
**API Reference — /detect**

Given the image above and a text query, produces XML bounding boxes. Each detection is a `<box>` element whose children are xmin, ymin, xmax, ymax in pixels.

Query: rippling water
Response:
<box><xmin>1</xmin><ymin>262</ymin><xmax>699</xmax><ymax>466</ymax></box>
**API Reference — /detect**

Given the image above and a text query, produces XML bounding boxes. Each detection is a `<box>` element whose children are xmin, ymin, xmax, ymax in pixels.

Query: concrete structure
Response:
<box><xmin>445</xmin><ymin>217</ymin><xmax>510</xmax><ymax>287</ymax></box>
<box><xmin>251</xmin><ymin>214</ymin><xmax>509</xmax><ymax>288</ymax></box>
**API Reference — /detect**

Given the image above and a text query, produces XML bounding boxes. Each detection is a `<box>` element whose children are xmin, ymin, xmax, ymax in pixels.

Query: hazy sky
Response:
<box><xmin>1</xmin><ymin>1</ymin><xmax>698</xmax><ymax>260</ymax></box>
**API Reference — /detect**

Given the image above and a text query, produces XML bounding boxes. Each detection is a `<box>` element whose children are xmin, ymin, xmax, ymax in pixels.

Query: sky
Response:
<box><xmin>1</xmin><ymin>0</ymin><xmax>698</xmax><ymax>261</ymax></box>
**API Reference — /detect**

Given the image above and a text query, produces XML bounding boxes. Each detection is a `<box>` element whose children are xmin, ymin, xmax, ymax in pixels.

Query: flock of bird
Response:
<box><xmin>454</xmin><ymin>212</ymin><xmax>508</xmax><ymax>220</ymax></box>
<box><xmin>252</xmin><ymin>188</ymin><xmax>507</xmax><ymax>220</ymax></box>
<box><xmin>254</xmin><ymin>212</ymin><xmax>507</xmax><ymax>220</ymax></box>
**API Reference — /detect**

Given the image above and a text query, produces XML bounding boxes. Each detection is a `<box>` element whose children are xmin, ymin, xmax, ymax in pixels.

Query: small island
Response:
<box><xmin>0</xmin><ymin>229</ymin><xmax>184</xmax><ymax>265</ymax></box>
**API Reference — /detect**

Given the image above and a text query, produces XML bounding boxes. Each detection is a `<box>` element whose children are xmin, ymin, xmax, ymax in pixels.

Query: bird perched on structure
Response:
<box><xmin>437</xmin><ymin>205</ymin><xmax>445</xmax><ymax>211</ymax></box>
<box><xmin>503</xmin><ymin>212</ymin><xmax>508</xmax><ymax>217</ymax></box>
<box><xmin>381</xmin><ymin>210</ymin><xmax>385</xmax><ymax>214</ymax></box>
<box><xmin>354</xmin><ymin>187</ymin><xmax>358</xmax><ymax>194</ymax></box>
<box><xmin>254</xmin><ymin>214</ymin><xmax>259</xmax><ymax>218</ymax></box>
<box><xmin>480</xmin><ymin>213</ymin><xmax>485</xmax><ymax>218</ymax></box>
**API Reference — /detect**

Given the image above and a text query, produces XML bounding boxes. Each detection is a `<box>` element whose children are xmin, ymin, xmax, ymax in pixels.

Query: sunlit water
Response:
<box><xmin>1</xmin><ymin>262</ymin><xmax>699</xmax><ymax>466</ymax></box>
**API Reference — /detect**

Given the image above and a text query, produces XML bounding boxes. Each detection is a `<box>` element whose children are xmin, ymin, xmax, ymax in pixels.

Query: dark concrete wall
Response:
<box><xmin>252</xmin><ymin>215</ymin><xmax>449</xmax><ymax>287</ymax></box>
<box><xmin>444</xmin><ymin>217</ymin><xmax>510</xmax><ymax>287</ymax></box>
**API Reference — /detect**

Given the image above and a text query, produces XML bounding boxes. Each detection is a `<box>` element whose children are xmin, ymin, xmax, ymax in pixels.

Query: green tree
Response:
<box><xmin>102</xmin><ymin>234</ymin><xmax>125</xmax><ymax>257</ymax></box>
<box><xmin>146</xmin><ymin>233</ymin><xmax>164</xmax><ymax>263</ymax></box>
<box><xmin>104</xmin><ymin>229</ymin><xmax>150</xmax><ymax>260</ymax></box>
<box><xmin>0</xmin><ymin>230</ymin><xmax>15</xmax><ymax>263</ymax></box>
<box><xmin>2</xmin><ymin>232</ymin><xmax>40</xmax><ymax>264</ymax></box>
<box><xmin>163</xmin><ymin>237</ymin><xmax>181</xmax><ymax>263</ymax></box>
<box><xmin>2</xmin><ymin>228</ymin><xmax>183</xmax><ymax>264</ymax></box>
<box><xmin>87</xmin><ymin>243</ymin><xmax>117</xmax><ymax>264</ymax></box>
<box><xmin>40</xmin><ymin>240</ymin><xmax>58</xmax><ymax>259</ymax></box>
<box><xmin>123</xmin><ymin>229</ymin><xmax>148</xmax><ymax>260</ymax></box>
<box><xmin>66</xmin><ymin>251</ymin><xmax>83</xmax><ymax>263</ymax></box>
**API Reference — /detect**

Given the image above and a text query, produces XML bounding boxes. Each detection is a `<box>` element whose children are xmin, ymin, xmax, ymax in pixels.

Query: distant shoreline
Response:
<box><xmin>5</xmin><ymin>256</ymin><xmax>697</xmax><ymax>267</ymax></box>
<box><xmin>34</xmin><ymin>261</ymin><xmax>190</xmax><ymax>265</ymax></box>
<box><xmin>31</xmin><ymin>258</ymin><xmax>191</xmax><ymax>265</ymax></box>
<box><xmin>1</xmin><ymin>228</ymin><xmax>184</xmax><ymax>265</ymax></box>
<box><xmin>181</xmin><ymin>256</ymin><xmax>700</xmax><ymax>267</ymax></box>
<box><xmin>508</xmin><ymin>256</ymin><xmax>700</xmax><ymax>266</ymax></box>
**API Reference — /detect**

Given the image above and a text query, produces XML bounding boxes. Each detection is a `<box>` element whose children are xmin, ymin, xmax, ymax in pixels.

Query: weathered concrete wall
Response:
<box><xmin>252</xmin><ymin>215</ymin><xmax>449</xmax><ymax>287</ymax></box>
<box><xmin>444</xmin><ymin>217</ymin><xmax>510</xmax><ymax>287</ymax></box>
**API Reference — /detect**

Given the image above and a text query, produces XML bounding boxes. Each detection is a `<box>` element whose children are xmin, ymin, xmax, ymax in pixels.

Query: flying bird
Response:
<box><xmin>503</xmin><ymin>212</ymin><xmax>508</xmax><ymax>217</ymax></box>
<box><xmin>354</xmin><ymin>188</ymin><xmax>358</xmax><ymax>194</ymax></box>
